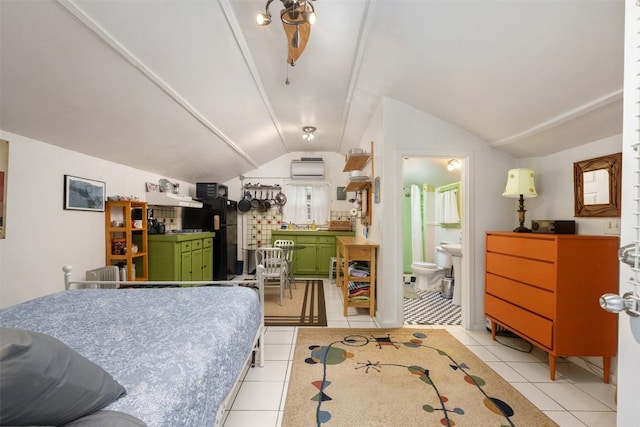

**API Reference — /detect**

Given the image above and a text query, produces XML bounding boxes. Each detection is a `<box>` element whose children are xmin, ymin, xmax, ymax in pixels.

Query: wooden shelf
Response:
<box><xmin>344</xmin><ymin>180</ymin><xmax>371</xmax><ymax>192</ymax></box>
<box><xmin>336</xmin><ymin>236</ymin><xmax>379</xmax><ymax>317</ymax></box>
<box><xmin>343</xmin><ymin>153</ymin><xmax>371</xmax><ymax>172</ymax></box>
<box><xmin>343</xmin><ymin>141</ymin><xmax>374</xmax><ymax>225</ymax></box>
<box><xmin>105</xmin><ymin>200</ymin><xmax>149</xmax><ymax>281</ymax></box>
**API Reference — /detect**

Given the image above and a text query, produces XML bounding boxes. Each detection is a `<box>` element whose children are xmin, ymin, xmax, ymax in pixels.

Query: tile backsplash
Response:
<box><xmin>245</xmin><ymin>210</ymin><xmax>356</xmax><ymax>248</ymax></box>
<box><xmin>245</xmin><ymin>210</ymin><xmax>284</xmax><ymax>248</ymax></box>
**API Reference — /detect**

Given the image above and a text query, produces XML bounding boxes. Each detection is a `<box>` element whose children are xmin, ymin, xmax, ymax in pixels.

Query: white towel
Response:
<box><xmin>439</xmin><ymin>189</ymin><xmax>460</xmax><ymax>224</ymax></box>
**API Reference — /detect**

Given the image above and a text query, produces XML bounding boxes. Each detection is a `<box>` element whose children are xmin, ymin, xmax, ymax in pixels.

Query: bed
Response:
<box><xmin>0</xmin><ymin>265</ymin><xmax>265</xmax><ymax>427</ymax></box>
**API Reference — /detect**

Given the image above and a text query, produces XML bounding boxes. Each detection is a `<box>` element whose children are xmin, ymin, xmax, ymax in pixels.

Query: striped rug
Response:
<box><xmin>264</xmin><ymin>280</ymin><xmax>327</xmax><ymax>327</ymax></box>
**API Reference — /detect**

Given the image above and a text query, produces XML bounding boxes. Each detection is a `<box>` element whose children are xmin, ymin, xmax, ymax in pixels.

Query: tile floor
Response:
<box><xmin>223</xmin><ymin>279</ymin><xmax>617</xmax><ymax>427</ymax></box>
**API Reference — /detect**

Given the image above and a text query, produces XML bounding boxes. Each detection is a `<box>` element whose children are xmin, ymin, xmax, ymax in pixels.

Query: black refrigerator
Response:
<box><xmin>182</xmin><ymin>198</ymin><xmax>237</xmax><ymax>280</ymax></box>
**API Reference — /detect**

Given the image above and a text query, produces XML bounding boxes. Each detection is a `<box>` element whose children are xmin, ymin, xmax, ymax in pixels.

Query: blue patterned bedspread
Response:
<box><xmin>0</xmin><ymin>286</ymin><xmax>262</xmax><ymax>426</ymax></box>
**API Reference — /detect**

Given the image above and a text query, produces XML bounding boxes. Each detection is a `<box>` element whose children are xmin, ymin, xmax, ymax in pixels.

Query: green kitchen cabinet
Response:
<box><xmin>202</xmin><ymin>238</ymin><xmax>213</xmax><ymax>280</ymax></box>
<box><xmin>271</xmin><ymin>230</ymin><xmax>355</xmax><ymax>277</ymax></box>
<box><xmin>317</xmin><ymin>235</ymin><xmax>336</xmax><ymax>276</ymax></box>
<box><xmin>148</xmin><ymin>232</ymin><xmax>215</xmax><ymax>282</ymax></box>
<box><xmin>294</xmin><ymin>235</ymin><xmax>318</xmax><ymax>275</ymax></box>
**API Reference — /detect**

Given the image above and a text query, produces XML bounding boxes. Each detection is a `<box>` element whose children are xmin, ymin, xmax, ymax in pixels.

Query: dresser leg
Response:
<box><xmin>549</xmin><ymin>355</ymin><xmax>556</xmax><ymax>381</ymax></box>
<box><xmin>603</xmin><ymin>356</ymin><xmax>611</xmax><ymax>384</ymax></box>
<box><xmin>490</xmin><ymin>320</ymin><xmax>497</xmax><ymax>341</ymax></box>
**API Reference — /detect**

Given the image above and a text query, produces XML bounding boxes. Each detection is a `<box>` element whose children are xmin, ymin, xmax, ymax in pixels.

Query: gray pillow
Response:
<box><xmin>62</xmin><ymin>410</ymin><xmax>147</xmax><ymax>426</ymax></box>
<box><xmin>0</xmin><ymin>327</ymin><xmax>126</xmax><ymax>426</ymax></box>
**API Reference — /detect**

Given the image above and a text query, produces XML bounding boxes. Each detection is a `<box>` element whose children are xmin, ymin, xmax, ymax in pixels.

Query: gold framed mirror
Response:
<box><xmin>573</xmin><ymin>152</ymin><xmax>621</xmax><ymax>217</ymax></box>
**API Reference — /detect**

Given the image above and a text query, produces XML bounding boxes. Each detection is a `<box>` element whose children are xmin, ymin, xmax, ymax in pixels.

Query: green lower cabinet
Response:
<box><xmin>272</xmin><ymin>230</ymin><xmax>355</xmax><ymax>277</ymax></box>
<box><xmin>148</xmin><ymin>233</ymin><xmax>215</xmax><ymax>282</ymax></box>
<box><xmin>317</xmin><ymin>241</ymin><xmax>335</xmax><ymax>276</ymax></box>
<box><xmin>294</xmin><ymin>235</ymin><xmax>318</xmax><ymax>275</ymax></box>
<box><xmin>202</xmin><ymin>239</ymin><xmax>213</xmax><ymax>280</ymax></box>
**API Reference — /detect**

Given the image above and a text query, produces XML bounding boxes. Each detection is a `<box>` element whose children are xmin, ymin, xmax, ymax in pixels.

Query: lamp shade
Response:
<box><xmin>502</xmin><ymin>168</ymin><xmax>537</xmax><ymax>198</ymax></box>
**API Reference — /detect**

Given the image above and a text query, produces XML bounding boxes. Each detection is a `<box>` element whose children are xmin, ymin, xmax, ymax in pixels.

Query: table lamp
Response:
<box><xmin>502</xmin><ymin>168</ymin><xmax>537</xmax><ymax>232</ymax></box>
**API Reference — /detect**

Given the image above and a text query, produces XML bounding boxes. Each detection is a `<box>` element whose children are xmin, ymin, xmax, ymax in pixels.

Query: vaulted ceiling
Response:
<box><xmin>0</xmin><ymin>0</ymin><xmax>624</xmax><ymax>183</ymax></box>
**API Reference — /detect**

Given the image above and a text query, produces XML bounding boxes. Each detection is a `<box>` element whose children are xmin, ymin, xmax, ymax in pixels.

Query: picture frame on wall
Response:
<box><xmin>64</xmin><ymin>175</ymin><xmax>106</xmax><ymax>212</ymax></box>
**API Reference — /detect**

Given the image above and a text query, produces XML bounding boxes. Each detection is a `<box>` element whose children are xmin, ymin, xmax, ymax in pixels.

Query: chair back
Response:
<box><xmin>273</xmin><ymin>239</ymin><xmax>295</xmax><ymax>263</ymax></box>
<box><xmin>255</xmin><ymin>247</ymin><xmax>284</xmax><ymax>279</ymax></box>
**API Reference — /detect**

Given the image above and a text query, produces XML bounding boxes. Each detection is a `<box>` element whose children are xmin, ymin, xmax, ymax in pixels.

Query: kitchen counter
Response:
<box><xmin>271</xmin><ymin>230</ymin><xmax>355</xmax><ymax>236</ymax></box>
<box><xmin>271</xmin><ymin>230</ymin><xmax>355</xmax><ymax>277</ymax></box>
<box><xmin>148</xmin><ymin>232</ymin><xmax>215</xmax><ymax>241</ymax></box>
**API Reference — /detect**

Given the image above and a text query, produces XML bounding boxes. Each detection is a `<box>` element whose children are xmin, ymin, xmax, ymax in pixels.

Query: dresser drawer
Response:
<box><xmin>180</xmin><ymin>241</ymin><xmax>192</xmax><ymax>252</ymax></box>
<box><xmin>486</xmin><ymin>252</ymin><xmax>556</xmax><ymax>292</ymax></box>
<box><xmin>191</xmin><ymin>239</ymin><xmax>203</xmax><ymax>250</ymax></box>
<box><xmin>203</xmin><ymin>238</ymin><xmax>213</xmax><ymax>248</ymax></box>
<box><xmin>487</xmin><ymin>234</ymin><xmax>556</xmax><ymax>262</ymax></box>
<box><xmin>485</xmin><ymin>294</ymin><xmax>553</xmax><ymax>348</ymax></box>
<box><xmin>486</xmin><ymin>273</ymin><xmax>555</xmax><ymax>319</ymax></box>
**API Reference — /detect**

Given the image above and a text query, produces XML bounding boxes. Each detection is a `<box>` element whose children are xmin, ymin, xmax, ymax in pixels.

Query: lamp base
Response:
<box><xmin>514</xmin><ymin>194</ymin><xmax>531</xmax><ymax>233</ymax></box>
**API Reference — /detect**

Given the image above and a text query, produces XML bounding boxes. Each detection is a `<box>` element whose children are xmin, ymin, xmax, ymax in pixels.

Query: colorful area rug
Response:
<box><xmin>283</xmin><ymin>328</ymin><xmax>557</xmax><ymax>427</ymax></box>
<box><xmin>264</xmin><ymin>280</ymin><xmax>327</xmax><ymax>327</ymax></box>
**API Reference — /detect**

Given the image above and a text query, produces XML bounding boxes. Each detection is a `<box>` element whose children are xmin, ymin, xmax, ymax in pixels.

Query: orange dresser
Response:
<box><xmin>485</xmin><ymin>232</ymin><xmax>619</xmax><ymax>382</ymax></box>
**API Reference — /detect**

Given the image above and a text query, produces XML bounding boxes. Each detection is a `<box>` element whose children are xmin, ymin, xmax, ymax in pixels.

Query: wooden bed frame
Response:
<box><xmin>62</xmin><ymin>264</ymin><xmax>266</xmax><ymax>426</ymax></box>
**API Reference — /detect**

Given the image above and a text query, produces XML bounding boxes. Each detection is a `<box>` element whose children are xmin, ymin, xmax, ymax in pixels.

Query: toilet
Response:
<box><xmin>411</xmin><ymin>247</ymin><xmax>450</xmax><ymax>292</ymax></box>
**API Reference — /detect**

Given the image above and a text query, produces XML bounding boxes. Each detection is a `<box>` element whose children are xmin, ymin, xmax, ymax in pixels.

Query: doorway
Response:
<box><xmin>401</xmin><ymin>156</ymin><xmax>463</xmax><ymax>325</ymax></box>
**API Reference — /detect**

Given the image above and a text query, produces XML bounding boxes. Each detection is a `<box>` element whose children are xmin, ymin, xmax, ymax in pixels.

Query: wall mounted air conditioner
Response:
<box><xmin>291</xmin><ymin>158</ymin><xmax>325</xmax><ymax>179</ymax></box>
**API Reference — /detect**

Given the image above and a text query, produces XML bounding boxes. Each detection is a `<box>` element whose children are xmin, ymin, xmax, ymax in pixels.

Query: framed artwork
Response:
<box><xmin>374</xmin><ymin>176</ymin><xmax>380</xmax><ymax>204</ymax></box>
<box><xmin>0</xmin><ymin>139</ymin><xmax>7</xmax><ymax>238</ymax></box>
<box><xmin>64</xmin><ymin>175</ymin><xmax>106</xmax><ymax>212</ymax></box>
<box><xmin>337</xmin><ymin>186</ymin><xmax>347</xmax><ymax>201</ymax></box>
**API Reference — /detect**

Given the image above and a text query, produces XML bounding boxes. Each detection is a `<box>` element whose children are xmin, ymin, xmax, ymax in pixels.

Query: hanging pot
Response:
<box><xmin>263</xmin><ymin>190</ymin><xmax>272</xmax><ymax>210</ymax></box>
<box><xmin>275</xmin><ymin>189</ymin><xmax>287</xmax><ymax>205</ymax></box>
<box><xmin>238</xmin><ymin>191</ymin><xmax>252</xmax><ymax>212</ymax></box>
<box><xmin>250</xmin><ymin>190</ymin><xmax>260</xmax><ymax>209</ymax></box>
<box><xmin>258</xmin><ymin>191</ymin><xmax>268</xmax><ymax>212</ymax></box>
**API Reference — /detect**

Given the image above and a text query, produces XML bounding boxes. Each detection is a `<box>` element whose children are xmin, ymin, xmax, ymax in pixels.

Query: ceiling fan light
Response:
<box><xmin>256</xmin><ymin>12</ymin><xmax>271</xmax><ymax>25</ymax></box>
<box><xmin>302</xmin><ymin>126</ymin><xmax>316</xmax><ymax>140</ymax></box>
<box><xmin>305</xmin><ymin>11</ymin><xmax>316</xmax><ymax>24</ymax></box>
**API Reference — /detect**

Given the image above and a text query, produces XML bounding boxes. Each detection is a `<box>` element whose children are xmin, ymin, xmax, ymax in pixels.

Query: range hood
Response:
<box><xmin>145</xmin><ymin>192</ymin><xmax>203</xmax><ymax>208</ymax></box>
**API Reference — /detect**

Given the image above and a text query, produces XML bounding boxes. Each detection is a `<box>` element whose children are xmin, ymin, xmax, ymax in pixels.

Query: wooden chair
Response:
<box><xmin>273</xmin><ymin>239</ymin><xmax>296</xmax><ymax>291</ymax></box>
<box><xmin>255</xmin><ymin>247</ymin><xmax>288</xmax><ymax>305</ymax></box>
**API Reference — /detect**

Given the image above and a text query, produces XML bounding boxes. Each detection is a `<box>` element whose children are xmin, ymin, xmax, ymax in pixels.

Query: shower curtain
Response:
<box><xmin>410</xmin><ymin>184</ymin><xmax>425</xmax><ymax>262</ymax></box>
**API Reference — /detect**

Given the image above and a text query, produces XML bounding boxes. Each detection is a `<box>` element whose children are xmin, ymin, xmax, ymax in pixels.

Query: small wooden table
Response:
<box><xmin>336</xmin><ymin>236</ymin><xmax>379</xmax><ymax>317</ymax></box>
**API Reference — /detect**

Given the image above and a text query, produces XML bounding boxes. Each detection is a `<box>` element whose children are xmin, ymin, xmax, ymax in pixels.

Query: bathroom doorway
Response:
<box><xmin>402</xmin><ymin>156</ymin><xmax>463</xmax><ymax>325</ymax></box>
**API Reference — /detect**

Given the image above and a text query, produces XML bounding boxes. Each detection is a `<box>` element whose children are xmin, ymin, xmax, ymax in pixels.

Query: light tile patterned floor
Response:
<box><xmin>223</xmin><ymin>279</ymin><xmax>617</xmax><ymax>427</ymax></box>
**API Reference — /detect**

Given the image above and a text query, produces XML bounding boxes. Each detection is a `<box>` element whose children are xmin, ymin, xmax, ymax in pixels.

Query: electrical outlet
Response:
<box><xmin>604</xmin><ymin>219</ymin><xmax>621</xmax><ymax>235</ymax></box>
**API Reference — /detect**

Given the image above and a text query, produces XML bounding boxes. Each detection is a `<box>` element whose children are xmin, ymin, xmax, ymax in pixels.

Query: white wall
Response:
<box><xmin>518</xmin><ymin>134</ymin><xmax>622</xmax><ymax>235</ymax></box>
<box><xmin>367</xmin><ymin>97</ymin><xmax>517</xmax><ymax>329</ymax></box>
<box><xmin>0</xmin><ymin>130</ymin><xmax>194</xmax><ymax>308</ymax></box>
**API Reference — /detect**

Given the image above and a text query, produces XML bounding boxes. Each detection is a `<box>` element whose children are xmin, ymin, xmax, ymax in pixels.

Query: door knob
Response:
<box><xmin>618</xmin><ymin>243</ymin><xmax>638</xmax><ymax>268</ymax></box>
<box><xmin>600</xmin><ymin>292</ymin><xmax>639</xmax><ymax>316</ymax></box>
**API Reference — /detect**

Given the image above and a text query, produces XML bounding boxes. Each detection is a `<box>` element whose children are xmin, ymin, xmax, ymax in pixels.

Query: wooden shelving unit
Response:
<box><xmin>105</xmin><ymin>200</ymin><xmax>148</xmax><ymax>281</ymax></box>
<box><xmin>336</xmin><ymin>236</ymin><xmax>379</xmax><ymax>317</ymax></box>
<box><xmin>343</xmin><ymin>141</ymin><xmax>374</xmax><ymax>224</ymax></box>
